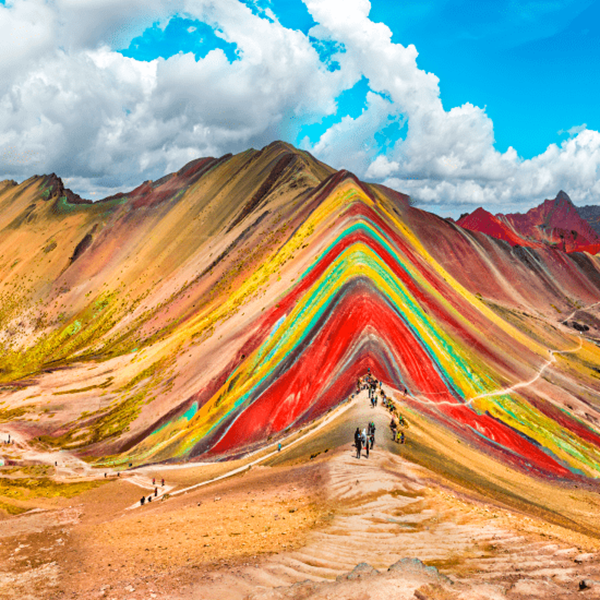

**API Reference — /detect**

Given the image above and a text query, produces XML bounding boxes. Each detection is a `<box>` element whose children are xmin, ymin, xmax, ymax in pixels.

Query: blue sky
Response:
<box><xmin>1</xmin><ymin>0</ymin><xmax>599</xmax><ymax>215</ymax></box>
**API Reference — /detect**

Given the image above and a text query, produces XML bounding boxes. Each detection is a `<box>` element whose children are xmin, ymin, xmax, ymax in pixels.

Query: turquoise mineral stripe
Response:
<box><xmin>486</xmin><ymin>395</ymin><xmax>600</xmax><ymax>470</ymax></box>
<box><xmin>293</xmin><ymin>216</ymin><xmax>497</xmax><ymax>395</ymax></box>
<box><xmin>178</xmin><ymin>224</ymin><xmax>508</xmax><ymax>448</ymax></box>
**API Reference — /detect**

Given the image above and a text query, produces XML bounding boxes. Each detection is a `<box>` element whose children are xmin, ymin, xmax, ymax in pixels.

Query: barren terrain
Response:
<box><xmin>3</xmin><ymin>390</ymin><xmax>600</xmax><ymax>599</ymax></box>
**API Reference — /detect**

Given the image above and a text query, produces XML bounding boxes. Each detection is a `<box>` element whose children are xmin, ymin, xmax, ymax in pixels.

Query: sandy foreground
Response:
<box><xmin>2</xmin><ymin>393</ymin><xmax>600</xmax><ymax>600</ymax></box>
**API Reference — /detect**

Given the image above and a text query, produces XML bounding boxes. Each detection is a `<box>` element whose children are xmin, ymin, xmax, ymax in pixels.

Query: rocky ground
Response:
<box><xmin>2</xmin><ymin>393</ymin><xmax>600</xmax><ymax>599</ymax></box>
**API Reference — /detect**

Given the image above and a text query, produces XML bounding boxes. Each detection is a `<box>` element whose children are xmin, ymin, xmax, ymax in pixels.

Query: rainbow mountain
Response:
<box><xmin>2</xmin><ymin>142</ymin><xmax>600</xmax><ymax>481</ymax></box>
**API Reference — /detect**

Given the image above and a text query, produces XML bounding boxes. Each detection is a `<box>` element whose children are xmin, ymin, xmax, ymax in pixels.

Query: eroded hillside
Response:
<box><xmin>1</xmin><ymin>142</ymin><xmax>600</xmax><ymax>484</ymax></box>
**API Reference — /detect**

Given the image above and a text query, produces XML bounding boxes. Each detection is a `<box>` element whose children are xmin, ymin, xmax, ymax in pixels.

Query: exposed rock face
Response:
<box><xmin>457</xmin><ymin>190</ymin><xmax>600</xmax><ymax>253</ymax></box>
<box><xmin>577</xmin><ymin>204</ymin><xmax>600</xmax><ymax>237</ymax></box>
<box><xmin>1</xmin><ymin>142</ymin><xmax>600</xmax><ymax>485</ymax></box>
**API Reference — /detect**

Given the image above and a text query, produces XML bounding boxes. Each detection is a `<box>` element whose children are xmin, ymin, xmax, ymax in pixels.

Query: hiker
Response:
<box><xmin>140</xmin><ymin>496</ymin><xmax>145</xmax><ymax>506</ymax></box>
<box><xmin>155</xmin><ymin>487</ymin><xmax>158</xmax><ymax>497</ymax></box>
<box><xmin>362</xmin><ymin>428</ymin><xmax>369</xmax><ymax>458</ymax></box>
<box><xmin>404</xmin><ymin>387</ymin><xmax>408</xmax><ymax>397</ymax></box>
<box><xmin>354</xmin><ymin>427</ymin><xmax>362</xmax><ymax>459</ymax></box>
<box><xmin>152</xmin><ymin>478</ymin><xmax>155</xmax><ymax>485</ymax></box>
<box><xmin>369</xmin><ymin>422</ymin><xmax>376</xmax><ymax>449</ymax></box>
<box><xmin>148</xmin><ymin>495</ymin><xmax>152</xmax><ymax>503</ymax></box>
<box><xmin>104</xmin><ymin>473</ymin><xmax>107</xmax><ymax>478</ymax></box>
<box><xmin>161</xmin><ymin>478</ymin><xmax>165</xmax><ymax>487</ymax></box>
<box><xmin>278</xmin><ymin>443</ymin><xmax>282</xmax><ymax>452</ymax></box>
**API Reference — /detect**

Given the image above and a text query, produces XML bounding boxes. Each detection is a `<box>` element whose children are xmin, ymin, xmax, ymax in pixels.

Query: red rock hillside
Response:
<box><xmin>457</xmin><ymin>191</ymin><xmax>600</xmax><ymax>253</ymax></box>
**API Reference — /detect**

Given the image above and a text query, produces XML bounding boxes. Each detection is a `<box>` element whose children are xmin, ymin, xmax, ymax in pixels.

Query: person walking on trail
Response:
<box><xmin>369</xmin><ymin>422</ymin><xmax>376</xmax><ymax>449</ymax></box>
<box><xmin>155</xmin><ymin>487</ymin><xmax>158</xmax><ymax>497</ymax></box>
<box><xmin>140</xmin><ymin>496</ymin><xmax>145</xmax><ymax>506</ymax></box>
<box><xmin>362</xmin><ymin>428</ymin><xmax>369</xmax><ymax>458</ymax></box>
<box><xmin>354</xmin><ymin>427</ymin><xmax>362</xmax><ymax>459</ymax></box>
<box><xmin>161</xmin><ymin>478</ymin><xmax>165</xmax><ymax>487</ymax></box>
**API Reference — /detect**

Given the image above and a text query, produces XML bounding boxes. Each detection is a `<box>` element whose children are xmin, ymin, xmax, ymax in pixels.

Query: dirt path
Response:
<box><xmin>0</xmin><ymin>426</ymin><xmax>115</xmax><ymax>480</ymax></box>
<box><xmin>2</xmin><ymin>394</ymin><xmax>600</xmax><ymax>599</ymax></box>
<box><xmin>123</xmin><ymin>390</ymin><xmax>362</xmax><ymax>510</ymax></box>
<box><xmin>398</xmin><ymin>336</ymin><xmax>584</xmax><ymax>410</ymax></box>
<box><xmin>188</xmin><ymin>398</ymin><xmax>600</xmax><ymax>600</ymax></box>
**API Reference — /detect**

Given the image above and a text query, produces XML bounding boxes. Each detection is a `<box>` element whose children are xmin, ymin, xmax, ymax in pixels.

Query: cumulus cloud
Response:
<box><xmin>0</xmin><ymin>0</ymin><xmax>599</xmax><ymax>212</ymax></box>
<box><xmin>0</xmin><ymin>0</ymin><xmax>344</xmax><ymax>193</ymax></box>
<box><xmin>300</xmin><ymin>0</ymin><xmax>600</xmax><ymax>212</ymax></box>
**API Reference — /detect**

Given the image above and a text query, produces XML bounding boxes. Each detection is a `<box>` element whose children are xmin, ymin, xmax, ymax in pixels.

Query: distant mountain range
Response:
<box><xmin>576</xmin><ymin>204</ymin><xmax>600</xmax><ymax>237</ymax></box>
<box><xmin>456</xmin><ymin>191</ymin><xmax>600</xmax><ymax>254</ymax></box>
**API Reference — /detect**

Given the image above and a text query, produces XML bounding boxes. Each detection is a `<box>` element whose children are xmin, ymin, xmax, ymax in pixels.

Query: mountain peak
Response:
<box><xmin>556</xmin><ymin>190</ymin><xmax>572</xmax><ymax>203</ymax></box>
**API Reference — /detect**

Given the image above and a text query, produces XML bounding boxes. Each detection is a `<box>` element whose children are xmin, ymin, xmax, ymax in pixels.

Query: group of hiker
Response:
<box><xmin>353</xmin><ymin>370</ymin><xmax>408</xmax><ymax>457</ymax></box>
<box><xmin>353</xmin><ymin>421</ymin><xmax>376</xmax><ymax>459</ymax></box>
<box><xmin>357</xmin><ymin>371</ymin><xmax>385</xmax><ymax>408</ymax></box>
<box><xmin>140</xmin><ymin>477</ymin><xmax>165</xmax><ymax>506</ymax></box>
<box><xmin>387</xmin><ymin>392</ymin><xmax>407</xmax><ymax>445</ymax></box>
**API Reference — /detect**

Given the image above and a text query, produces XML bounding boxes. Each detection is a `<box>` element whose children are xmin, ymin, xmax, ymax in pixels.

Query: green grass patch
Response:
<box><xmin>0</xmin><ymin>475</ymin><xmax>106</xmax><ymax>500</ymax></box>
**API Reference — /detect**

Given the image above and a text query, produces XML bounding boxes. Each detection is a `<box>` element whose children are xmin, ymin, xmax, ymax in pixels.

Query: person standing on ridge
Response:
<box><xmin>354</xmin><ymin>427</ymin><xmax>362</xmax><ymax>459</ymax></box>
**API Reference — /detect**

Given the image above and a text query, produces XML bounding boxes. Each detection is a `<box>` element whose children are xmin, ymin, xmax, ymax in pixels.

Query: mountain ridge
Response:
<box><xmin>1</xmin><ymin>142</ymin><xmax>600</xmax><ymax>484</ymax></box>
<box><xmin>457</xmin><ymin>190</ymin><xmax>600</xmax><ymax>253</ymax></box>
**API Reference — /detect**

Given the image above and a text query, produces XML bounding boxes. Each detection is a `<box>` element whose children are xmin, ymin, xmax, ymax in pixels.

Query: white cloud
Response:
<box><xmin>0</xmin><ymin>0</ymin><xmax>343</xmax><ymax>190</ymax></box>
<box><xmin>558</xmin><ymin>123</ymin><xmax>587</xmax><ymax>137</ymax></box>
<box><xmin>0</xmin><ymin>0</ymin><xmax>598</xmax><ymax>213</ymax></box>
<box><xmin>301</xmin><ymin>0</ymin><xmax>600</xmax><ymax>212</ymax></box>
